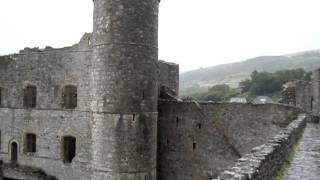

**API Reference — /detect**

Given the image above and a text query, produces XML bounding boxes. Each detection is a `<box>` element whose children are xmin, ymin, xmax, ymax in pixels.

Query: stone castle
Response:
<box><xmin>0</xmin><ymin>0</ymin><xmax>316</xmax><ymax>180</ymax></box>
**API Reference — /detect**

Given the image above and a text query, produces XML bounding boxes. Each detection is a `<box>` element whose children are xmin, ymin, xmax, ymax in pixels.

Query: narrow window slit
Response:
<box><xmin>0</xmin><ymin>130</ymin><xmax>1</xmax><ymax>150</ymax></box>
<box><xmin>193</xmin><ymin>142</ymin><xmax>197</xmax><ymax>152</ymax></box>
<box><xmin>0</xmin><ymin>87</ymin><xmax>2</xmax><ymax>106</ymax></box>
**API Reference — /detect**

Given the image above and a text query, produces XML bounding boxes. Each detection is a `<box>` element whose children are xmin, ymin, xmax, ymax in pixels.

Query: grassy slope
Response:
<box><xmin>180</xmin><ymin>50</ymin><xmax>320</xmax><ymax>95</ymax></box>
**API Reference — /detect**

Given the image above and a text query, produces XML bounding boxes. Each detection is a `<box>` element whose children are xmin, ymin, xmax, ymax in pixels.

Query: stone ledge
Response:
<box><xmin>214</xmin><ymin>114</ymin><xmax>307</xmax><ymax>180</ymax></box>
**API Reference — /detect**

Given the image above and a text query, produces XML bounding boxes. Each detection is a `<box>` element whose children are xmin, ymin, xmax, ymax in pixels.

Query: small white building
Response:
<box><xmin>252</xmin><ymin>96</ymin><xmax>274</xmax><ymax>104</ymax></box>
<box><xmin>230</xmin><ymin>97</ymin><xmax>247</xmax><ymax>103</ymax></box>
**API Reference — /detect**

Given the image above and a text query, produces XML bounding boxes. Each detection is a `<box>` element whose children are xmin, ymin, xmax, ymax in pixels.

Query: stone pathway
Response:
<box><xmin>282</xmin><ymin>123</ymin><xmax>320</xmax><ymax>180</ymax></box>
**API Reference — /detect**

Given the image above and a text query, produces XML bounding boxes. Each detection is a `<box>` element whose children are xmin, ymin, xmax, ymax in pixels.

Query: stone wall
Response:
<box><xmin>90</xmin><ymin>0</ymin><xmax>160</xmax><ymax>179</ymax></box>
<box><xmin>3</xmin><ymin>163</ymin><xmax>57</xmax><ymax>180</ymax></box>
<box><xmin>0</xmin><ymin>108</ymin><xmax>91</xmax><ymax>180</ymax></box>
<box><xmin>312</xmin><ymin>69</ymin><xmax>320</xmax><ymax>116</ymax></box>
<box><xmin>216</xmin><ymin>114</ymin><xmax>306</xmax><ymax>180</ymax></box>
<box><xmin>296</xmin><ymin>81</ymin><xmax>312</xmax><ymax>113</ymax></box>
<box><xmin>0</xmin><ymin>31</ymin><xmax>178</xmax><ymax>180</ymax></box>
<box><xmin>157</xmin><ymin>101</ymin><xmax>304</xmax><ymax>180</ymax></box>
<box><xmin>158</xmin><ymin>60</ymin><xmax>179</xmax><ymax>95</ymax></box>
<box><xmin>0</xmin><ymin>36</ymin><xmax>92</xmax><ymax>112</ymax></box>
<box><xmin>0</xmin><ymin>36</ymin><xmax>93</xmax><ymax>179</ymax></box>
<box><xmin>0</xmin><ymin>34</ymin><xmax>176</xmax><ymax>113</ymax></box>
<box><xmin>281</xmin><ymin>85</ymin><xmax>296</xmax><ymax>106</ymax></box>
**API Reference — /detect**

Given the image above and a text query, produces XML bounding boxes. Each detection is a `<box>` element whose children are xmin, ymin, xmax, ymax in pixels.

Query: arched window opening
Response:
<box><xmin>63</xmin><ymin>136</ymin><xmax>76</xmax><ymax>163</ymax></box>
<box><xmin>25</xmin><ymin>133</ymin><xmax>36</xmax><ymax>153</ymax></box>
<box><xmin>23</xmin><ymin>86</ymin><xmax>37</xmax><ymax>108</ymax></box>
<box><xmin>11</xmin><ymin>142</ymin><xmax>18</xmax><ymax>162</ymax></box>
<box><xmin>63</xmin><ymin>85</ymin><xmax>77</xmax><ymax>109</ymax></box>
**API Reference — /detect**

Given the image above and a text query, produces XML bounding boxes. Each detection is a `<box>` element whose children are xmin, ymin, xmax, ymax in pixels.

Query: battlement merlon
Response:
<box><xmin>159</xmin><ymin>60</ymin><xmax>180</xmax><ymax>96</ymax></box>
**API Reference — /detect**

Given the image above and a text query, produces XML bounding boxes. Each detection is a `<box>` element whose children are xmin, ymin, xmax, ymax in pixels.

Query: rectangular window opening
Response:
<box><xmin>26</xmin><ymin>133</ymin><xmax>36</xmax><ymax>153</ymax></box>
<box><xmin>63</xmin><ymin>136</ymin><xmax>76</xmax><ymax>163</ymax></box>
<box><xmin>63</xmin><ymin>85</ymin><xmax>77</xmax><ymax>109</ymax></box>
<box><xmin>23</xmin><ymin>86</ymin><xmax>37</xmax><ymax>108</ymax></box>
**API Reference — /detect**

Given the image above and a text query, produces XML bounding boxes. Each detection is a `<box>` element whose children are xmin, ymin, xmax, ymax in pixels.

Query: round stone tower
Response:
<box><xmin>90</xmin><ymin>0</ymin><xmax>159</xmax><ymax>180</ymax></box>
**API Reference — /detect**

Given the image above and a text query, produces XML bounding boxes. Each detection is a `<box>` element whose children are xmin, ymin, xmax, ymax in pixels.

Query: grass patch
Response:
<box><xmin>273</xmin><ymin>134</ymin><xmax>303</xmax><ymax>180</ymax></box>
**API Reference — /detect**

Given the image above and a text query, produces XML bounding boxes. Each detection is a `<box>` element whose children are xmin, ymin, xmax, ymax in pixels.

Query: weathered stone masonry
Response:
<box><xmin>294</xmin><ymin>68</ymin><xmax>320</xmax><ymax>122</ymax></box>
<box><xmin>312</xmin><ymin>69</ymin><xmax>320</xmax><ymax>116</ymax></box>
<box><xmin>0</xmin><ymin>0</ymin><xmax>308</xmax><ymax>180</ymax></box>
<box><xmin>216</xmin><ymin>114</ymin><xmax>306</xmax><ymax>180</ymax></box>
<box><xmin>0</xmin><ymin>40</ymin><xmax>177</xmax><ymax>180</ymax></box>
<box><xmin>0</xmin><ymin>37</ymin><xmax>93</xmax><ymax>180</ymax></box>
<box><xmin>296</xmin><ymin>81</ymin><xmax>312</xmax><ymax>113</ymax></box>
<box><xmin>0</xmin><ymin>0</ymin><xmax>179</xmax><ymax>179</ymax></box>
<box><xmin>90</xmin><ymin>0</ymin><xmax>159</xmax><ymax>179</ymax></box>
<box><xmin>157</xmin><ymin>101</ymin><xmax>303</xmax><ymax>180</ymax></box>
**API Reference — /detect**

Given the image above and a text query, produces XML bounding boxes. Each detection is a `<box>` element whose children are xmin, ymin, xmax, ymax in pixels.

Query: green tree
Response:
<box><xmin>190</xmin><ymin>84</ymin><xmax>239</xmax><ymax>101</ymax></box>
<box><xmin>274</xmin><ymin>68</ymin><xmax>305</xmax><ymax>84</ymax></box>
<box><xmin>247</xmin><ymin>68</ymin><xmax>306</xmax><ymax>96</ymax></box>
<box><xmin>249</xmin><ymin>72</ymin><xmax>280</xmax><ymax>95</ymax></box>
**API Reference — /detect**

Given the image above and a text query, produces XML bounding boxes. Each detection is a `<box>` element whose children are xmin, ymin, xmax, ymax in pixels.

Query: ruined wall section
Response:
<box><xmin>158</xmin><ymin>60</ymin><xmax>179</xmax><ymax>95</ymax></box>
<box><xmin>157</xmin><ymin>101</ymin><xmax>303</xmax><ymax>180</ymax></box>
<box><xmin>296</xmin><ymin>81</ymin><xmax>312</xmax><ymax>112</ymax></box>
<box><xmin>312</xmin><ymin>68</ymin><xmax>320</xmax><ymax>116</ymax></box>
<box><xmin>0</xmin><ymin>35</ymin><xmax>93</xmax><ymax>179</ymax></box>
<box><xmin>0</xmin><ymin>34</ymin><xmax>93</xmax><ymax>111</ymax></box>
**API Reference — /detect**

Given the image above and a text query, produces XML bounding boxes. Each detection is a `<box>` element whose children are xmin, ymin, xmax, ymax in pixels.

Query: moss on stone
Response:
<box><xmin>273</xmin><ymin>132</ymin><xmax>303</xmax><ymax>180</ymax></box>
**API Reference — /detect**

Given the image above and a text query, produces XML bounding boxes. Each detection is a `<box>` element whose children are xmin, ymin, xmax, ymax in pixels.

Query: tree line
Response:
<box><xmin>188</xmin><ymin>68</ymin><xmax>310</xmax><ymax>101</ymax></box>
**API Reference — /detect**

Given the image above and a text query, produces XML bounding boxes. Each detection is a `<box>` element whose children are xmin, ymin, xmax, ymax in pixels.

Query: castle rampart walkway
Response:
<box><xmin>282</xmin><ymin>123</ymin><xmax>320</xmax><ymax>180</ymax></box>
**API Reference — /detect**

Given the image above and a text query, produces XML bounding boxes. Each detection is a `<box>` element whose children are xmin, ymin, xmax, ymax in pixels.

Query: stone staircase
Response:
<box><xmin>1</xmin><ymin>162</ymin><xmax>57</xmax><ymax>180</ymax></box>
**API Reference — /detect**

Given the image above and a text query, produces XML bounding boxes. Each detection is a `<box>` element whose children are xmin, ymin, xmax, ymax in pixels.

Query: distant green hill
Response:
<box><xmin>180</xmin><ymin>50</ymin><xmax>320</xmax><ymax>96</ymax></box>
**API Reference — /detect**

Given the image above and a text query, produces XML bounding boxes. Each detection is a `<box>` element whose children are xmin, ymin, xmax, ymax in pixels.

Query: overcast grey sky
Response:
<box><xmin>1</xmin><ymin>0</ymin><xmax>320</xmax><ymax>72</ymax></box>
